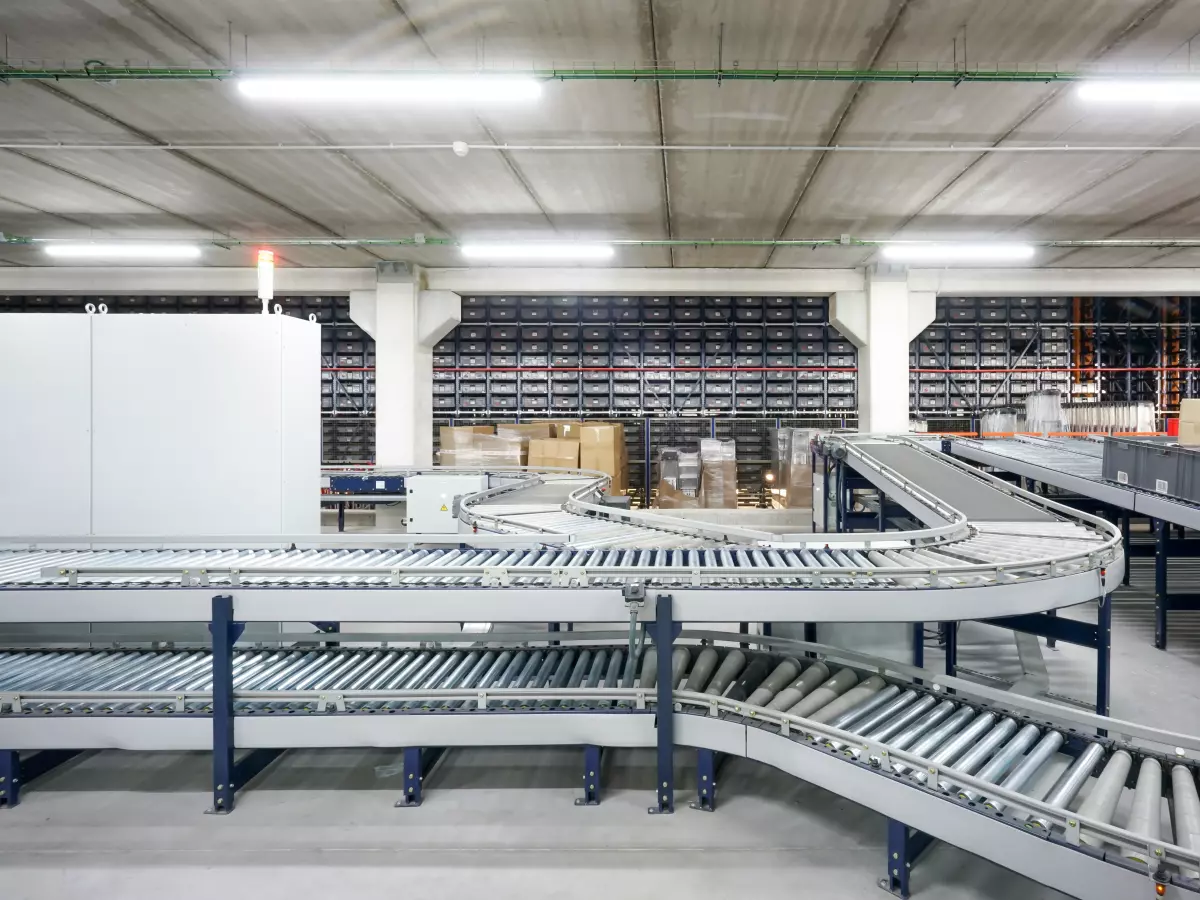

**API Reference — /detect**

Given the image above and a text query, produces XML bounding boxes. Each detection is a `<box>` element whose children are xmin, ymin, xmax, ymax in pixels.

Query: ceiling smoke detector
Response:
<box><xmin>452</xmin><ymin>141</ymin><xmax>470</xmax><ymax>157</ymax></box>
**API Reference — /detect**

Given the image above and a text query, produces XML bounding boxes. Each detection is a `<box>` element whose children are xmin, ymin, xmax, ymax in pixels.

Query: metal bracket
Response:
<box><xmin>0</xmin><ymin>693</ymin><xmax>20</xmax><ymax>713</ymax></box>
<box><xmin>476</xmin><ymin>691</ymin><xmax>487</xmax><ymax>709</ymax></box>
<box><xmin>635</xmin><ymin>690</ymin><xmax>647</xmax><ymax>710</ymax></box>
<box><xmin>315</xmin><ymin>692</ymin><xmax>346</xmax><ymax>713</ymax></box>
<box><xmin>1063</xmin><ymin>817</ymin><xmax>1081</xmax><ymax>846</ymax></box>
<box><xmin>173</xmin><ymin>694</ymin><xmax>186</xmax><ymax>713</ymax></box>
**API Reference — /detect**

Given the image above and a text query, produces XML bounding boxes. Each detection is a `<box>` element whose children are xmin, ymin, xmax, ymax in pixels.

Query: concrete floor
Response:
<box><xmin>1</xmin><ymin>570</ymin><xmax>1197</xmax><ymax>899</ymax></box>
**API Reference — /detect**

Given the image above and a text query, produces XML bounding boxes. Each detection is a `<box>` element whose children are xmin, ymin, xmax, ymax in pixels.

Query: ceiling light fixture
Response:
<box><xmin>237</xmin><ymin>74</ymin><xmax>542</xmax><ymax>105</ymax></box>
<box><xmin>1077</xmin><ymin>79</ymin><xmax>1200</xmax><ymax>104</ymax></box>
<box><xmin>879</xmin><ymin>243</ymin><xmax>1036</xmax><ymax>263</ymax></box>
<box><xmin>43</xmin><ymin>243</ymin><xmax>203</xmax><ymax>260</ymax></box>
<box><xmin>460</xmin><ymin>242</ymin><xmax>615</xmax><ymax>261</ymax></box>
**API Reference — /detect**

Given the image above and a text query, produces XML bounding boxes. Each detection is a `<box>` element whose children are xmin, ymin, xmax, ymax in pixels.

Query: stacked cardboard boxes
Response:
<box><xmin>528</xmin><ymin>438</ymin><xmax>580</xmax><ymax>469</ymax></box>
<box><xmin>1179</xmin><ymin>400</ymin><xmax>1200</xmax><ymax>446</ymax></box>
<box><xmin>437</xmin><ymin>420</ymin><xmax>626</xmax><ymax>493</ymax></box>
<box><xmin>560</xmin><ymin>422</ymin><xmax>628</xmax><ymax>495</ymax></box>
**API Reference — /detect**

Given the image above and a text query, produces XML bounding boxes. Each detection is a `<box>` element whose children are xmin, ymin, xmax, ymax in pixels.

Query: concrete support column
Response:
<box><xmin>832</xmin><ymin>267</ymin><xmax>935</xmax><ymax>434</ymax></box>
<box><xmin>351</xmin><ymin>265</ymin><xmax>460</xmax><ymax>467</ymax></box>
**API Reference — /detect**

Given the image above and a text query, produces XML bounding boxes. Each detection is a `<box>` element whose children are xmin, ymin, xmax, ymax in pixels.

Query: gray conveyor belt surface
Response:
<box><xmin>861</xmin><ymin>442</ymin><xmax>1056</xmax><ymax>523</ymax></box>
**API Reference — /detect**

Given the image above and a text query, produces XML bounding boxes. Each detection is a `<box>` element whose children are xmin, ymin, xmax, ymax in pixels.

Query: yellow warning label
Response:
<box><xmin>440</xmin><ymin>504</ymin><xmax>448</xmax><ymax>511</ymax></box>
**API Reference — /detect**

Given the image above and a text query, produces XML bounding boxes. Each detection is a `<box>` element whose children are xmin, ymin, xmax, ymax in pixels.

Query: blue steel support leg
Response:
<box><xmin>649</xmin><ymin>593</ymin><xmax>676</xmax><ymax>815</ymax></box>
<box><xmin>943</xmin><ymin>622</ymin><xmax>958</xmax><ymax>677</ymax></box>
<box><xmin>210</xmin><ymin>594</ymin><xmax>243</xmax><ymax>815</ymax></box>
<box><xmin>398</xmin><ymin>746</ymin><xmax>424</xmax><ymax>807</ymax></box>
<box><xmin>762</xmin><ymin>622</ymin><xmax>772</xmax><ymax>638</ymax></box>
<box><xmin>577</xmin><ymin>745</ymin><xmax>602</xmax><ymax>806</ymax></box>
<box><xmin>1097</xmin><ymin>594</ymin><xmax>1112</xmax><ymax>719</ymax></box>
<box><xmin>1121</xmin><ymin>512</ymin><xmax>1131</xmax><ymax>587</ymax></box>
<box><xmin>1045</xmin><ymin>609</ymin><xmax>1057</xmax><ymax>649</ymax></box>
<box><xmin>0</xmin><ymin>749</ymin><xmax>82</xmax><ymax>809</ymax></box>
<box><xmin>911</xmin><ymin>622</ymin><xmax>924</xmax><ymax>670</ymax></box>
<box><xmin>337</xmin><ymin>501</ymin><xmax>345</xmax><ymax>532</ymax></box>
<box><xmin>690</xmin><ymin>748</ymin><xmax>717</xmax><ymax>812</ymax></box>
<box><xmin>884</xmin><ymin>819</ymin><xmax>934</xmax><ymax>898</ymax></box>
<box><xmin>1155</xmin><ymin>518</ymin><xmax>1169</xmax><ymax>650</ymax></box>
<box><xmin>0</xmin><ymin>751</ymin><xmax>17</xmax><ymax>809</ymax></box>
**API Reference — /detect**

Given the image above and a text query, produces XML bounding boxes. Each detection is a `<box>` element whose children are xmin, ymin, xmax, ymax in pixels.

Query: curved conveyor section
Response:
<box><xmin>1</xmin><ymin>637</ymin><xmax>1198</xmax><ymax>900</ymax></box>
<box><xmin>0</xmin><ymin>435</ymin><xmax>1123</xmax><ymax>622</ymax></box>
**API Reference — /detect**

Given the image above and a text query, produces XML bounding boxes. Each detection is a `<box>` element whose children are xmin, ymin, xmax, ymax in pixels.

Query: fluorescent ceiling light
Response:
<box><xmin>1077</xmin><ymin>79</ymin><xmax>1200</xmax><ymax>104</ymax></box>
<box><xmin>237</xmin><ymin>74</ymin><xmax>542</xmax><ymax>104</ymax></box>
<box><xmin>879</xmin><ymin>243</ymin><xmax>1035</xmax><ymax>263</ymax></box>
<box><xmin>43</xmin><ymin>243</ymin><xmax>203</xmax><ymax>260</ymax></box>
<box><xmin>460</xmin><ymin>243</ymin><xmax>615</xmax><ymax>261</ymax></box>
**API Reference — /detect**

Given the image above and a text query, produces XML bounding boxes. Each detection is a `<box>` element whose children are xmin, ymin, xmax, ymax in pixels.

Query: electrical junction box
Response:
<box><xmin>405</xmin><ymin>474</ymin><xmax>487</xmax><ymax>534</ymax></box>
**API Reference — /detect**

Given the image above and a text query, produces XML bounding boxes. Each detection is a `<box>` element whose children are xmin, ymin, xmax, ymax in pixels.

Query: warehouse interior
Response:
<box><xmin>4</xmin><ymin>3</ymin><xmax>1200</xmax><ymax>900</ymax></box>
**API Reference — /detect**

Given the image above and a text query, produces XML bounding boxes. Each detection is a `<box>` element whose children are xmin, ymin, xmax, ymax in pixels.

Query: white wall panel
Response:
<box><xmin>279</xmin><ymin>315</ymin><xmax>320</xmax><ymax>534</ymax></box>
<box><xmin>0</xmin><ymin>314</ymin><xmax>92</xmax><ymax>536</ymax></box>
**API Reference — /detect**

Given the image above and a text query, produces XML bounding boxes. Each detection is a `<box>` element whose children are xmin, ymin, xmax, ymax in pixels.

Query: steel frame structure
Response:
<box><xmin>948</xmin><ymin>436</ymin><xmax>1200</xmax><ymax>651</ymax></box>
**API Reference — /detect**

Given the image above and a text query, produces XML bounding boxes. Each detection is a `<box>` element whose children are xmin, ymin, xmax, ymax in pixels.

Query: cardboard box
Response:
<box><xmin>1182</xmin><ymin>399</ymin><xmax>1200</xmax><ymax>423</ymax></box>
<box><xmin>1179</xmin><ymin>420</ymin><xmax>1200</xmax><ymax>447</ymax></box>
<box><xmin>497</xmin><ymin>423</ymin><xmax>554</xmax><ymax>464</ymax></box>
<box><xmin>440</xmin><ymin>425</ymin><xmax>494</xmax><ymax>449</ymax></box>
<box><xmin>528</xmin><ymin>438</ymin><xmax>580</xmax><ymax>469</ymax></box>
<box><xmin>543</xmin><ymin>419</ymin><xmax>582</xmax><ymax>438</ymax></box>
<box><xmin>564</xmin><ymin>422</ymin><xmax>627</xmax><ymax>494</ymax></box>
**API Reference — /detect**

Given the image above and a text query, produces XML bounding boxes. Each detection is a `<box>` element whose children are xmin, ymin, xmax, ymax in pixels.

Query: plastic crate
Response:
<box><xmin>1103</xmin><ymin>437</ymin><xmax>1200</xmax><ymax>501</ymax></box>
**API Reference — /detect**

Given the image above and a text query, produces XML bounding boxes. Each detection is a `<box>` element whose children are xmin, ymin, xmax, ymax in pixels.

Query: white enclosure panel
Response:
<box><xmin>279</xmin><ymin>315</ymin><xmax>320</xmax><ymax>533</ymax></box>
<box><xmin>0</xmin><ymin>314</ymin><xmax>92</xmax><ymax>536</ymax></box>
<box><xmin>90</xmin><ymin>315</ymin><xmax>315</xmax><ymax>536</ymax></box>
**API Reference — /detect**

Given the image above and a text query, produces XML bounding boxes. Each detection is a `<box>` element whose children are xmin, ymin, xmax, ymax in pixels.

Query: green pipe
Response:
<box><xmin>0</xmin><ymin>63</ymin><xmax>1097</xmax><ymax>84</ymax></box>
<box><xmin>8</xmin><ymin>235</ymin><xmax>1200</xmax><ymax>250</ymax></box>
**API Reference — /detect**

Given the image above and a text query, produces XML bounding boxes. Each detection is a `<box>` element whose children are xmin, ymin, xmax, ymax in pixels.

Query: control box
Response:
<box><xmin>405</xmin><ymin>474</ymin><xmax>487</xmax><ymax>533</ymax></box>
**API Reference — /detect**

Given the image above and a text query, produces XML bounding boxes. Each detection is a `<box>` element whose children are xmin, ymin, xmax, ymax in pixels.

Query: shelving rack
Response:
<box><xmin>910</xmin><ymin>296</ymin><xmax>1200</xmax><ymax>420</ymax></box>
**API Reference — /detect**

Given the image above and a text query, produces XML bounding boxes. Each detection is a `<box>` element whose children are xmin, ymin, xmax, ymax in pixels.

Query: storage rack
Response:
<box><xmin>911</xmin><ymin>296</ymin><xmax>1200</xmax><ymax>420</ymax></box>
<box><xmin>0</xmin><ymin>294</ymin><xmax>373</xmax><ymax>465</ymax></box>
<box><xmin>435</xmin><ymin>295</ymin><xmax>857</xmax><ymax>418</ymax></box>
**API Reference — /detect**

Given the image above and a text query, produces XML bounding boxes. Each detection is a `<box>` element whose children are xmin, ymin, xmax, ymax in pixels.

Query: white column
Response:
<box><xmin>831</xmin><ymin>266</ymin><xmax>935</xmax><ymax>434</ymax></box>
<box><xmin>353</xmin><ymin>266</ymin><xmax>460</xmax><ymax>467</ymax></box>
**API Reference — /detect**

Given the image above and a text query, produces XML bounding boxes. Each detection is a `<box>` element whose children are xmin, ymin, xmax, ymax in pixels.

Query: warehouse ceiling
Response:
<box><xmin>2</xmin><ymin>0</ymin><xmax>1200</xmax><ymax>269</ymax></box>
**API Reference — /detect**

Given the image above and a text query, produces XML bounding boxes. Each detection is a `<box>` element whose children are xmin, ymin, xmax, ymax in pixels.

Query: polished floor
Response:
<box><xmin>0</xmin><ymin>563</ymin><xmax>1196</xmax><ymax>900</ymax></box>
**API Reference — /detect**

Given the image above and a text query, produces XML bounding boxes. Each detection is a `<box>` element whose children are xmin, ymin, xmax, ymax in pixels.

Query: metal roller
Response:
<box><xmin>596</xmin><ymin>648</ymin><xmax>624</xmax><ymax>709</ymax></box>
<box><xmin>789</xmin><ymin>670</ymin><xmax>868</xmax><ymax>720</ymax></box>
<box><xmin>746</xmin><ymin>657</ymin><xmax>802</xmax><ymax>707</ymax></box>
<box><xmin>826</xmin><ymin>688</ymin><xmax>916</xmax><ymax>751</ymax></box>
<box><xmin>765</xmin><ymin>661</ymin><xmax>830</xmax><ymax>711</ymax></box>
<box><xmin>957</xmin><ymin>723</ymin><xmax>1041</xmax><ymax>802</ymax></box>
<box><xmin>670</xmin><ymin>647</ymin><xmax>691</xmax><ymax>688</ymax></box>
<box><xmin>683</xmin><ymin>647</ymin><xmax>719</xmax><ymax>692</ymax></box>
<box><xmin>897</xmin><ymin>706</ymin><xmax>978</xmax><ymax>776</ymax></box>
<box><xmin>639</xmin><ymin>647</ymin><xmax>658</xmax><ymax>689</ymax></box>
<box><xmin>812</xmin><ymin>679</ymin><xmax>895</xmax><ymax>728</ymax></box>
<box><xmin>1123</xmin><ymin>757</ymin><xmax>1162</xmax><ymax>862</ymax></box>
<box><xmin>507</xmin><ymin>649</ymin><xmax>558</xmax><ymax>708</ymax></box>
<box><xmin>932</xmin><ymin>715</ymin><xmax>1015</xmax><ymax>791</ymax></box>
<box><xmin>847</xmin><ymin>695</ymin><xmax>940</xmax><ymax>760</ymax></box>
<box><xmin>537</xmin><ymin>649</ymin><xmax>578</xmax><ymax>708</ymax></box>
<box><xmin>725</xmin><ymin>655</ymin><xmax>773</xmax><ymax>703</ymax></box>
<box><xmin>1171</xmin><ymin>765</ymin><xmax>1200</xmax><ymax>878</ymax></box>
<box><xmin>984</xmin><ymin>730</ymin><xmax>1064</xmax><ymax>813</ymax></box>
<box><xmin>1026</xmin><ymin>742</ymin><xmax>1105</xmax><ymax>831</ymax></box>
<box><xmin>856</xmin><ymin>699</ymin><xmax>956</xmax><ymax>764</ymax></box>
<box><xmin>1077</xmin><ymin>749</ymin><xmax>1133</xmax><ymax>847</ymax></box>
<box><xmin>704</xmin><ymin>649</ymin><xmax>746</xmax><ymax>695</ymax></box>
<box><xmin>448</xmin><ymin>650</ymin><xmax>511</xmax><ymax>710</ymax></box>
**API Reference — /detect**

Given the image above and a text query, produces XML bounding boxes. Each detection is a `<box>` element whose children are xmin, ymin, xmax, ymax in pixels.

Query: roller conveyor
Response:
<box><xmin>0</xmin><ymin>437</ymin><xmax>1123</xmax><ymax>625</ymax></box>
<box><xmin>2</xmin><ymin>637</ymin><xmax>1199</xmax><ymax>897</ymax></box>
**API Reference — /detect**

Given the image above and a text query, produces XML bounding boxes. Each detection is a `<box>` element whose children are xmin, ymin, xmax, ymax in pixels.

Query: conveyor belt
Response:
<box><xmin>0</xmin><ymin>438</ymin><xmax>1124</xmax><ymax>615</ymax></box>
<box><xmin>2</xmin><ymin>639</ymin><xmax>1198</xmax><ymax>899</ymax></box>
<box><xmin>861</xmin><ymin>441</ymin><xmax>1057</xmax><ymax>522</ymax></box>
<box><xmin>951</xmin><ymin>437</ymin><xmax>1200</xmax><ymax>531</ymax></box>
